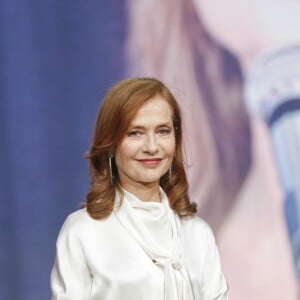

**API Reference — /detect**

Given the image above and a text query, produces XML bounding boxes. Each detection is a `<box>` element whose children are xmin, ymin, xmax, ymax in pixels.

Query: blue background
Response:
<box><xmin>0</xmin><ymin>1</ymin><xmax>126</xmax><ymax>299</ymax></box>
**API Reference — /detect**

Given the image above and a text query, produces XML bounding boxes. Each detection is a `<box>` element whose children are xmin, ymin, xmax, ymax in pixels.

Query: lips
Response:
<box><xmin>136</xmin><ymin>158</ymin><xmax>162</xmax><ymax>166</ymax></box>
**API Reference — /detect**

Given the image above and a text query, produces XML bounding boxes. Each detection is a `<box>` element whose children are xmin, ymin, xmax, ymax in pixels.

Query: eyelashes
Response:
<box><xmin>127</xmin><ymin>128</ymin><xmax>173</xmax><ymax>138</ymax></box>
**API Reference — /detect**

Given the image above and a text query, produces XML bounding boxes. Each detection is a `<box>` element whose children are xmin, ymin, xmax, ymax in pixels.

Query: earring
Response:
<box><xmin>168</xmin><ymin>165</ymin><xmax>172</xmax><ymax>180</ymax></box>
<box><xmin>108</xmin><ymin>153</ymin><xmax>114</xmax><ymax>184</ymax></box>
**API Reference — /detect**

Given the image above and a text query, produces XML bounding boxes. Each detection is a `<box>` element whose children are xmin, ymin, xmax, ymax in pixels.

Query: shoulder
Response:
<box><xmin>57</xmin><ymin>208</ymin><xmax>112</xmax><ymax>242</ymax></box>
<box><xmin>181</xmin><ymin>215</ymin><xmax>213</xmax><ymax>233</ymax></box>
<box><xmin>180</xmin><ymin>215</ymin><xmax>216</xmax><ymax>244</ymax></box>
<box><xmin>61</xmin><ymin>208</ymin><xmax>93</xmax><ymax>231</ymax></box>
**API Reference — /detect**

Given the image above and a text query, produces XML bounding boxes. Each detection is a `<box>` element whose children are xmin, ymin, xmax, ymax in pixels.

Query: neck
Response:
<box><xmin>121</xmin><ymin>182</ymin><xmax>161</xmax><ymax>202</ymax></box>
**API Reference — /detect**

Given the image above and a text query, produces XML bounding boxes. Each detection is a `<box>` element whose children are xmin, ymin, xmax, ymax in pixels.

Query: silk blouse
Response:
<box><xmin>51</xmin><ymin>188</ymin><xmax>228</xmax><ymax>299</ymax></box>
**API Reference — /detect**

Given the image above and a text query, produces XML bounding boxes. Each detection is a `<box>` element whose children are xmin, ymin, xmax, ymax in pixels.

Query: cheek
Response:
<box><xmin>115</xmin><ymin>146</ymin><xmax>127</xmax><ymax>168</ymax></box>
<box><xmin>165</xmin><ymin>138</ymin><xmax>176</xmax><ymax>157</ymax></box>
<box><xmin>115</xmin><ymin>142</ymin><xmax>138</xmax><ymax>165</ymax></box>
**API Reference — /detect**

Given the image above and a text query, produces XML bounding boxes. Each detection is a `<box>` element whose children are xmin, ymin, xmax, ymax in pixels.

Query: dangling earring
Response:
<box><xmin>168</xmin><ymin>165</ymin><xmax>172</xmax><ymax>180</ymax></box>
<box><xmin>108</xmin><ymin>153</ymin><xmax>114</xmax><ymax>185</ymax></box>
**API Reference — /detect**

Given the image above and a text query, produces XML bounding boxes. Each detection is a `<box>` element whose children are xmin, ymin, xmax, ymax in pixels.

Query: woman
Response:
<box><xmin>51</xmin><ymin>78</ymin><xmax>228</xmax><ymax>299</ymax></box>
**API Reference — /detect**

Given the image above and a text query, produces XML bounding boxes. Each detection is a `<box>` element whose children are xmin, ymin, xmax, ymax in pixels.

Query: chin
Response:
<box><xmin>139</xmin><ymin>178</ymin><xmax>161</xmax><ymax>184</ymax></box>
<box><xmin>137</xmin><ymin>175</ymin><xmax>163</xmax><ymax>185</ymax></box>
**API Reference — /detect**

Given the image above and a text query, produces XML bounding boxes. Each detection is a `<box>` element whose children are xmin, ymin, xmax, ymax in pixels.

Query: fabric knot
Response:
<box><xmin>154</xmin><ymin>258</ymin><xmax>182</xmax><ymax>271</ymax></box>
<box><xmin>172</xmin><ymin>260</ymin><xmax>182</xmax><ymax>270</ymax></box>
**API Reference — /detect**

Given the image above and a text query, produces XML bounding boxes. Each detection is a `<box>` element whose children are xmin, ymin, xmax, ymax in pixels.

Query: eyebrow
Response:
<box><xmin>128</xmin><ymin>122</ymin><xmax>173</xmax><ymax>130</ymax></box>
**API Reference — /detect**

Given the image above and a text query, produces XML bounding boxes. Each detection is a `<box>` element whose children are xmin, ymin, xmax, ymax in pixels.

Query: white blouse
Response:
<box><xmin>51</xmin><ymin>189</ymin><xmax>228</xmax><ymax>300</ymax></box>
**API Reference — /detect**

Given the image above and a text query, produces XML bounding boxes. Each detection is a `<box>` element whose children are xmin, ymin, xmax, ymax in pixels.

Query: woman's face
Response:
<box><xmin>115</xmin><ymin>95</ymin><xmax>175</xmax><ymax>192</ymax></box>
<box><xmin>193</xmin><ymin>0</ymin><xmax>300</xmax><ymax>65</ymax></box>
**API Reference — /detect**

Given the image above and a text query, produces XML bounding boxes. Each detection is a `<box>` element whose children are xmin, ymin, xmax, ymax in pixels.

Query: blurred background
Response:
<box><xmin>1</xmin><ymin>1</ymin><xmax>300</xmax><ymax>299</ymax></box>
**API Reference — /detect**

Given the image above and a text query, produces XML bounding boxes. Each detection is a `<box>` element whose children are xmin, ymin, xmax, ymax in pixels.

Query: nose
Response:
<box><xmin>142</xmin><ymin>133</ymin><xmax>159</xmax><ymax>154</ymax></box>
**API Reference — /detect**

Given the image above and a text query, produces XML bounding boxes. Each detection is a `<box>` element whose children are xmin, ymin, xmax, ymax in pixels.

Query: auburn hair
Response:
<box><xmin>83</xmin><ymin>77</ymin><xmax>197</xmax><ymax>219</ymax></box>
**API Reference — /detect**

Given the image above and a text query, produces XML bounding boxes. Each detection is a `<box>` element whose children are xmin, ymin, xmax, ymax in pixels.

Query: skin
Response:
<box><xmin>115</xmin><ymin>95</ymin><xmax>175</xmax><ymax>202</ymax></box>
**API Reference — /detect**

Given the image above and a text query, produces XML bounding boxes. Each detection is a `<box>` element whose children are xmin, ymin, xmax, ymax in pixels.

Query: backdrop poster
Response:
<box><xmin>1</xmin><ymin>1</ymin><xmax>299</xmax><ymax>299</ymax></box>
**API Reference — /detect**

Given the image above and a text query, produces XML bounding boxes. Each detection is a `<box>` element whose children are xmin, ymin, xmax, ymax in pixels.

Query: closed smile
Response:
<box><xmin>136</xmin><ymin>158</ymin><xmax>162</xmax><ymax>166</ymax></box>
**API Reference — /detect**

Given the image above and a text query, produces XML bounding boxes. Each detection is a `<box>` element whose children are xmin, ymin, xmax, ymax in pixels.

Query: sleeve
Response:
<box><xmin>50</xmin><ymin>215</ymin><xmax>93</xmax><ymax>300</ymax></box>
<box><xmin>200</xmin><ymin>226</ymin><xmax>229</xmax><ymax>300</ymax></box>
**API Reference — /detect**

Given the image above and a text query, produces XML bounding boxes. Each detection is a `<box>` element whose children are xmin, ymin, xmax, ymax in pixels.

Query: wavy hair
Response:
<box><xmin>83</xmin><ymin>77</ymin><xmax>197</xmax><ymax>219</ymax></box>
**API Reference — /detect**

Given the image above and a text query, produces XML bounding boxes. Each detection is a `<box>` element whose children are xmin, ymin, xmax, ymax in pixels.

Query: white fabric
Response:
<box><xmin>51</xmin><ymin>189</ymin><xmax>228</xmax><ymax>300</ymax></box>
<box><xmin>115</xmin><ymin>188</ymin><xmax>194</xmax><ymax>300</ymax></box>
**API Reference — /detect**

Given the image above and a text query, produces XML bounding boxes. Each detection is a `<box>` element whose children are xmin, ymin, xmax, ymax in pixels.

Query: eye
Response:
<box><xmin>158</xmin><ymin>128</ymin><xmax>171</xmax><ymax>135</ymax></box>
<box><xmin>128</xmin><ymin>130</ymin><xmax>142</xmax><ymax>137</ymax></box>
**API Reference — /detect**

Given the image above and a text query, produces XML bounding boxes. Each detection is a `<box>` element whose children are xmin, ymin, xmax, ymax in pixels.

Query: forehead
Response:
<box><xmin>129</xmin><ymin>95</ymin><xmax>173</xmax><ymax>126</ymax></box>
